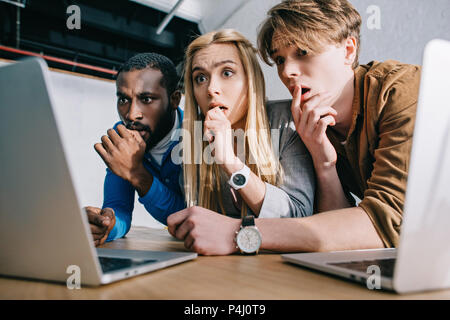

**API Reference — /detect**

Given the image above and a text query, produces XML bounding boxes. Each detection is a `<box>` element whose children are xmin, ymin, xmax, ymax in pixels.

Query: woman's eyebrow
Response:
<box><xmin>192</xmin><ymin>60</ymin><xmax>237</xmax><ymax>73</ymax></box>
<box><xmin>213</xmin><ymin>60</ymin><xmax>237</xmax><ymax>67</ymax></box>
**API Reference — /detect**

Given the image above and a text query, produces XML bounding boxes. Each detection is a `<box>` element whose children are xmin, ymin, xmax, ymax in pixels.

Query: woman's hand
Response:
<box><xmin>167</xmin><ymin>206</ymin><xmax>241</xmax><ymax>255</ymax></box>
<box><xmin>204</xmin><ymin>106</ymin><xmax>238</xmax><ymax>168</ymax></box>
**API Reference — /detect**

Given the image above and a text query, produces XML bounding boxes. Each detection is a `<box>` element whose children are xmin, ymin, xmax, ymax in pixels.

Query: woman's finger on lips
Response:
<box><xmin>214</xmin><ymin>107</ymin><xmax>228</xmax><ymax>119</ymax></box>
<box><xmin>207</xmin><ymin>108</ymin><xmax>223</xmax><ymax>120</ymax></box>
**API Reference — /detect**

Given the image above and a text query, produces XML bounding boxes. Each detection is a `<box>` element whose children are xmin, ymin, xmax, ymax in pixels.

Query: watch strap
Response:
<box><xmin>240</xmin><ymin>215</ymin><xmax>259</xmax><ymax>255</ymax></box>
<box><xmin>242</xmin><ymin>215</ymin><xmax>255</xmax><ymax>227</ymax></box>
<box><xmin>242</xmin><ymin>250</ymin><xmax>257</xmax><ymax>256</ymax></box>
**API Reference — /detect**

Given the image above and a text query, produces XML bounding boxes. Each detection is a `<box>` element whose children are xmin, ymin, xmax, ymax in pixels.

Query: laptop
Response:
<box><xmin>0</xmin><ymin>58</ymin><xmax>197</xmax><ymax>286</ymax></box>
<box><xmin>282</xmin><ymin>39</ymin><xmax>450</xmax><ymax>294</ymax></box>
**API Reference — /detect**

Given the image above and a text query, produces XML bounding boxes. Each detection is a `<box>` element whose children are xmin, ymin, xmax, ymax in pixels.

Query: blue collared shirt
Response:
<box><xmin>103</xmin><ymin>107</ymin><xmax>185</xmax><ymax>241</ymax></box>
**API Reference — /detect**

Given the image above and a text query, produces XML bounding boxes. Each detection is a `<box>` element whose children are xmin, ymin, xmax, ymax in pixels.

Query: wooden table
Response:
<box><xmin>1</xmin><ymin>227</ymin><xmax>450</xmax><ymax>300</ymax></box>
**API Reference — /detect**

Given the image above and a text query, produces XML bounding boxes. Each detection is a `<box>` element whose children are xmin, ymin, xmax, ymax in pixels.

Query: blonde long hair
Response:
<box><xmin>182</xmin><ymin>29</ymin><xmax>282</xmax><ymax>217</ymax></box>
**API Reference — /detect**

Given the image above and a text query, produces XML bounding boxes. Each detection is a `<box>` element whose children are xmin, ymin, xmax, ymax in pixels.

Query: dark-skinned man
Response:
<box><xmin>85</xmin><ymin>53</ymin><xmax>185</xmax><ymax>246</ymax></box>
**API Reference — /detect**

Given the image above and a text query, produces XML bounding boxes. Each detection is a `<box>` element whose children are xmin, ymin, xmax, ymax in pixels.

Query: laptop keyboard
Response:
<box><xmin>328</xmin><ymin>258</ymin><xmax>396</xmax><ymax>278</ymax></box>
<box><xmin>98</xmin><ymin>256</ymin><xmax>157</xmax><ymax>273</ymax></box>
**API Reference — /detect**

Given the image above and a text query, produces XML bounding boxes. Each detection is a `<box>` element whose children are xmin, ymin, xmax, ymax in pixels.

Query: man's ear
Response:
<box><xmin>344</xmin><ymin>36</ymin><xmax>357</xmax><ymax>66</ymax></box>
<box><xmin>170</xmin><ymin>90</ymin><xmax>182</xmax><ymax>110</ymax></box>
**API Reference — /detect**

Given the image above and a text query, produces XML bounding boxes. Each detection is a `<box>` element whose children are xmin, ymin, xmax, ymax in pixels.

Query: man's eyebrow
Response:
<box><xmin>192</xmin><ymin>60</ymin><xmax>237</xmax><ymax>73</ymax></box>
<box><xmin>138</xmin><ymin>91</ymin><xmax>157</xmax><ymax>96</ymax></box>
<box><xmin>116</xmin><ymin>91</ymin><xmax>158</xmax><ymax>97</ymax></box>
<box><xmin>116</xmin><ymin>91</ymin><xmax>128</xmax><ymax>97</ymax></box>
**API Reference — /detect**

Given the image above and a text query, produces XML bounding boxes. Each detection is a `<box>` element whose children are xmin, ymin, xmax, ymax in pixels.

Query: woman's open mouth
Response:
<box><xmin>209</xmin><ymin>104</ymin><xmax>228</xmax><ymax>111</ymax></box>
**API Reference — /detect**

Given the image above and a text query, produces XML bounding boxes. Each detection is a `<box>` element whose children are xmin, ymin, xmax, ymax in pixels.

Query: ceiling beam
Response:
<box><xmin>156</xmin><ymin>0</ymin><xmax>186</xmax><ymax>35</ymax></box>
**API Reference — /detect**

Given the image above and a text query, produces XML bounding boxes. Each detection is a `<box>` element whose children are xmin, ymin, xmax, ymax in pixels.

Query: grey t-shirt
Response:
<box><xmin>216</xmin><ymin>99</ymin><xmax>315</xmax><ymax>219</ymax></box>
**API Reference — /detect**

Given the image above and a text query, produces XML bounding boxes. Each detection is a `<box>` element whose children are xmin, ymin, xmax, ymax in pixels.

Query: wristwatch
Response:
<box><xmin>235</xmin><ymin>215</ymin><xmax>262</xmax><ymax>254</ymax></box>
<box><xmin>228</xmin><ymin>164</ymin><xmax>250</xmax><ymax>190</ymax></box>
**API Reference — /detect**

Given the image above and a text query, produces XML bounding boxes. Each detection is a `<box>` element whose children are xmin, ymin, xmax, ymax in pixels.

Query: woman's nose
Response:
<box><xmin>207</xmin><ymin>77</ymin><xmax>220</xmax><ymax>97</ymax></box>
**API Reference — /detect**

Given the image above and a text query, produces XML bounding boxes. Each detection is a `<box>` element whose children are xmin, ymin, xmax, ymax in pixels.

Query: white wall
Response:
<box><xmin>47</xmin><ymin>70</ymin><xmax>165</xmax><ymax>229</ymax></box>
<box><xmin>206</xmin><ymin>0</ymin><xmax>450</xmax><ymax>100</ymax></box>
<box><xmin>0</xmin><ymin>59</ymin><xmax>166</xmax><ymax>228</ymax></box>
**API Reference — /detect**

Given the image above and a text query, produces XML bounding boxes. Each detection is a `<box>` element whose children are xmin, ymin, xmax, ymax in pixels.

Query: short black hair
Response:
<box><xmin>116</xmin><ymin>52</ymin><xmax>180</xmax><ymax>96</ymax></box>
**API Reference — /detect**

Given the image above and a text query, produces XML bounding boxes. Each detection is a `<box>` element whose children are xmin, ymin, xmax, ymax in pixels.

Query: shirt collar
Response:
<box><xmin>326</xmin><ymin>65</ymin><xmax>369</xmax><ymax>156</ymax></box>
<box><xmin>144</xmin><ymin>107</ymin><xmax>183</xmax><ymax>164</ymax></box>
<box><xmin>347</xmin><ymin>65</ymin><xmax>368</xmax><ymax>137</ymax></box>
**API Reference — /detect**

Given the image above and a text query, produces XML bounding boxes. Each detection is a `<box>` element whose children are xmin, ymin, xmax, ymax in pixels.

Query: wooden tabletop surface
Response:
<box><xmin>1</xmin><ymin>227</ymin><xmax>450</xmax><ymax>300</ymax></box>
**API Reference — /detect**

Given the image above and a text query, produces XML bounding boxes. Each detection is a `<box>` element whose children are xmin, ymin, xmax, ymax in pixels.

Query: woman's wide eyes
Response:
<box><xmin>223</xmin><ymin>70</ymin><xmax>233</xmax><ymax>77</ymax></box>
<box><xmin>194</xmin><ymin>70</ymin><xmax>234</xmax><ymax>84</ymax></box>
<box><xmin>195</xmin><ymin>74</ymin><xmax>207</xmax><ymax>83</ymax></box>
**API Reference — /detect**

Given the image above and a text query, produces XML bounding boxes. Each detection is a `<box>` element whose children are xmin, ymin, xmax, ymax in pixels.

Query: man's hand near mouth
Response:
<box><xmin>94</xmin><ymin>124</ymin><xmax>153</xmax><ymax>197</ymax></box>
<box><xmin>290</xmin><ymin>84</ymin><xmax>338</xmax><ymax>172</ymax></box>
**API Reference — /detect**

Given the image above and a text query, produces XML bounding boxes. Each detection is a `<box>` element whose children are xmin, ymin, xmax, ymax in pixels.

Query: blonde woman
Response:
<box><xmin>167</xmin><ymin>29</ymin><xmax>315</xmax><ymax>255</ymax></box>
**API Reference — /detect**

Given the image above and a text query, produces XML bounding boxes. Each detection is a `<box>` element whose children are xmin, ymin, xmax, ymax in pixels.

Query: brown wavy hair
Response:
<box><xmin>257</xmin><ymin>0</ymin><xmax>362</xmax><ymax>69</ymax></box>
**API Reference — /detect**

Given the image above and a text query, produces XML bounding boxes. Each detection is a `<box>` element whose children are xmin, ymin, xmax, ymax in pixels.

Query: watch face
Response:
<box><xmin>236</xmin><ymin>227</ymin><xmax>261</xmax><ymax>253</ymax></box>
<box><xmin>233</xmin><ymin>173</ymin><xmax>246</xmax><ymax>186</ymax></box>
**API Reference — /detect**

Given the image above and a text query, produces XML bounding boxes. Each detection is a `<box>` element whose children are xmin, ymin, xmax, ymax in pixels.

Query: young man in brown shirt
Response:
<box><xmin>252</xmin><ymin>0</ymin><xmax>420</xmax><ymax>251</ymax></box>
<box><xmin>168</xmin><ymin>0</ymin><xmax>420</xmax><ymax>255</ymax></box>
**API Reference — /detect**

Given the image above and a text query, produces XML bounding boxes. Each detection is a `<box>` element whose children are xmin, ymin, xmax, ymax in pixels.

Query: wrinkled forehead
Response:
<box><xmin>191</xmin><ymin>43</ymin><xmax>242</xmax><ymax>71</ymax></box>
<box><xmin>116</xmin><ymin>68</ymin><xmax>166</xmax><ymax>94</ymax></box>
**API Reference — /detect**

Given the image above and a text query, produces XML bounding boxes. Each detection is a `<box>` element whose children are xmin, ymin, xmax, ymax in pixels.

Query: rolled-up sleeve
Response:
<box><xmin>259</xmin><ymin>113</ymin><xmax>315</xmax><ymax>218</ymax></box>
